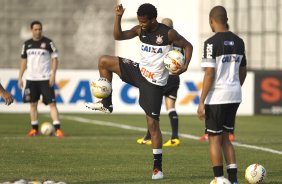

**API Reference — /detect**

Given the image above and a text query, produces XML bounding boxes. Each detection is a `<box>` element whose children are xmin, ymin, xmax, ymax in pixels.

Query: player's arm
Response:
<box><xmin>18</xmin><ymin>43</ymin><xmax>27</xmax><ymax>89</ymax></box>
<box><xmin>49</xmin><ymin>41</ymin><xmax>59</xmax><ymax>87</ymax></box>
<box><xmin>0</xmin><ymin>83</ymin><xmax>14</xmax><ymax>105</ymax></box>
<box><xmin>50</xmin><ymin>57</ymin><xmax>58</xmax><ymax>87</ymax></box>
<box><xmin>113</xmin><ymin>4</ymin><xmax>139</xmax><ymax>40</ymax></box>
<box><xmin>239</xmin><ymin>49</ymin><xmax>247</xmax><ymax>86</ymax></box>
<box><xmin>18</xmin><ymin>58</ymin><xmax>27</xmax><ymax>89</ymax></box>
<box><xmin>168</xmin><ymin>29</ymin><xmax>193</xmax><ymax>74</ymax></box>
<box><xmin>197</xmin><ymin>67</ymin><xmax>215</xmax><ymax>120</ymax></box>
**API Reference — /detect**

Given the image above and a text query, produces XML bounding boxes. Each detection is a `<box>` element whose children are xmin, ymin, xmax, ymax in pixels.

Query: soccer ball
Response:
<box><xmin>40</xmin><ymin>122</ymin><xmax>55</xmax><ymax>136</ymax></box>
<box><xmin>90</xmin><ymin>77</ymin><xmax>112</xmax><ymax>98</ymax></box>
<box><xmin>210</xmin><ymin>178</ymin><xmax>231</xmax><ymax>184</ymax></box>
<box><xmin>163</xmin><ymin>50</ymin><xmax>185</xmax><ymax>72</ymax></box>
<box><xmin>245</xmin><ymin>164</ymin><xmax>266</xmax><ymax>184</ymax></box>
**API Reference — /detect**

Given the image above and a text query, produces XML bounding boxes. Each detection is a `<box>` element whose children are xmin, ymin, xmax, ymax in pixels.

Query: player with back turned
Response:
<box><xmin>197</xmin><ymin>6</ymin><xmax>247</xmax><ymax>184</ymax></box>
<box><xmin>198</xmin><ymin>23</ymin><xmax>236</xmax><ymax>143</ymax></box>
<box><xmin>85</xmin><ymin>3</ymin><xmax>193</xmax><ymax>179</ymax></box>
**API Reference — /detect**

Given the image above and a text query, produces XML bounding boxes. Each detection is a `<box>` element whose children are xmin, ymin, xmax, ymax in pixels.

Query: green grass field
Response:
<box><xmin>0</xmin><ymin>113</ymin><xmax>281</xmax><ymax>184</ymax></box>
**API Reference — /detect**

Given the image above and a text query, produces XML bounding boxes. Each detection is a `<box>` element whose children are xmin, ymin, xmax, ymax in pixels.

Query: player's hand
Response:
<box><xmin>115</xmin><ymin>4</ymin><xmax>125</xmax><ymax>17</ymax></box>
<box><xmin>170</xmin><ymin>65</ymin><xmax>187</xmax><ymax>75</ymax></box>
<box><xmin>197</xmin><ymin>102</ymin><xmax>205</xmax><ymax>120</ymax></box>
<box><xmin>1</xmin><ymin>91</ymin><xmax>14</xmax><ymax>105</ymax></box>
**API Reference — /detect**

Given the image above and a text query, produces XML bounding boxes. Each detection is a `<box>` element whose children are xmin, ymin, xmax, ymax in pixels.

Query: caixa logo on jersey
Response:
<box><xmin>222</xmin><ymin>55</ymin><xmax>241</xmax><ymax>63</ymax></box>
<box><xmin>141</xmin><ymin>45</ymin><xmax>163</xmax><ymax>53</ymax></box>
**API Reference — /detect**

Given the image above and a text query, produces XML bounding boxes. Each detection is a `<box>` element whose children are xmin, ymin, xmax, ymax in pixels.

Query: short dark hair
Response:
<box><xmin>30</xmin><ymin>20</ymin><xmax>42</xmax><ymax>29</ymax></box>
<box><xmin>209</xmin><ymin>6</ymin><xmax>228</xmax><ymax>24</ymax></box>
<box><xmin>137</xmin><ymin>3</ymin><xmax>157</xmax><ymax>20</ymax></box>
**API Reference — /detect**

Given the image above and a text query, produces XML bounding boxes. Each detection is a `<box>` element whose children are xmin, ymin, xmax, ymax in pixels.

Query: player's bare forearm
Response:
<box><xmin>18</xmin><ymin>59</ymin><xmax>27</xmax><ymax>89</ymax></box>
<box><xmin>183</xmin><ymin>43</ymin><xmax>193</xmax><ymax>69</ymax></box>
<box><xmin>51</xmin><ymin>58</ymin><xmax>58</xmax><ymax>75</ymax></box>
<box><xmin>113</xmin><ymin>15</ymin><xmax>123</xmax><ymax>40</ymax></box>
<box><xmin>50</xmin><ymin>58</ymin><xmax>58</xmax><ymax>86</ymax></box>
<box><xmin>113</xmin><ymin>4</ymin><xmax>128</xmax><ymax>40</ymax></box>
<box><xmin>200</xmin><ymin>68</ymin><xmax>215</xmax><ymax>104</ymax></box>
<box><xmin>197</xmin><ymin>68</ymin><xmax>213</xmax><ymax>121</ymax></box>
<box><xmin>18</xmin><ymin>59</ymin><xmax>27</xmax><ymax>79</ymax></box>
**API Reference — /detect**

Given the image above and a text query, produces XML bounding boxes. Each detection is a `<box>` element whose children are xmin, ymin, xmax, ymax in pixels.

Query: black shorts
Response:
<box><xmin>118</xmin><ymin>57</ymin><xmax>164</xmax><ymax>120</ymax></box>
<box><xmin>205</xmin><ymin>103</ymin><xmax>240</xmax><ymax>135</ymax></box>
<box><xmin>163</xmin><ymin>75</ymin><xmax>180</xmax><ymax>100</ymax></box>
<box><xmin>23</xmin><ymin>80</ymin><xmax>56</xmax><ymax>105</ymax></box>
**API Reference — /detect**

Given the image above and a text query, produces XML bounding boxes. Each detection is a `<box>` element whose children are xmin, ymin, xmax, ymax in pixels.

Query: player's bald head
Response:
<box><xmin>209</xmin><ymin>6</ymin><xmax>228</xmax><ymax>24</ymax></box>
<box><xmin>161</xmin><ymin>18</ymin><xmax>173</xmax><ymax>28</ymax></box>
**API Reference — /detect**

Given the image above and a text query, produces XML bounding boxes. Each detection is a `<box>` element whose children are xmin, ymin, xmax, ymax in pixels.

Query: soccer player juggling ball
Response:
<box><xmin>86</xmin><ymin>3</ymin><xmax>193</xmax><ymax>179</ymax></box>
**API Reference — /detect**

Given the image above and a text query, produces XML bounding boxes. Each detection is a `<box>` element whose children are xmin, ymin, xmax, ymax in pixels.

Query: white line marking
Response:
<box><xmin>61</xmin><ymin>115</ymin><xmax>282</xmax><ymax>155</ymax></box>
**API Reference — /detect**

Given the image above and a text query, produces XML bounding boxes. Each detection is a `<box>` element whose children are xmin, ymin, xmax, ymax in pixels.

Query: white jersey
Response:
<box><xmin>201</xmin><ymin>32</ymin><xmax>247</xmax><ymax>104</ymax></box>
<box><xmin>21</xmin><ymin>36</ymin><xmax>58</xmax><ymax>81</ymax></box>
<box><xmin>139</xmin><ymin>23</ymin><xmax>172</xmax><ymax>86</ymax></box>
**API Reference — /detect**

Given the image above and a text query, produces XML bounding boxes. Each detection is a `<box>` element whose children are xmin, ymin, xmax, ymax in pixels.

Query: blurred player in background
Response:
<box><xmin>85</xmin><ymin>4</ymin><xmax>193</xmax><ymax>179</ymax></box>
<box><xmin>137</xmin><ymin>18</ymin><xmax>182</xmax><ymax>147</ymax></box>
<box><xmin>18</xmin><ymin>20</ymin><xmax>64</xmax><ymax>138</ymax></box>
<box><xmin>198</xmin><ymin>23</ymin><xmax>235</xmax><ymax>142</ymax></box>
<box><xmin>197</xmin><ymin>6</ymin><xmax>247</xmax><ymax>183</ymax></box>
<box><xmin>0</xmin><ymin>83</ymin><xmax>14</xmax><ymax>105</ymax></box>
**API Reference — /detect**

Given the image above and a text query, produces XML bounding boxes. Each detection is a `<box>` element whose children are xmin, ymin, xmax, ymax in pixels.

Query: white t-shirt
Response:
<box><xmin>21</xmin><ymin>36</ymin><xmax>58</xmax><ymax>81</ymax></box>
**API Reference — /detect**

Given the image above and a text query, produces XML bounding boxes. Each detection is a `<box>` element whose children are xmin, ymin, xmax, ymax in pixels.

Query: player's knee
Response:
<box><xmin>98</xmin><ymin>55</ymin><xmax>111</xmax><ymax>69</ymax></box>
<box><xmin>49</xmin><ymin>102</ymin><xmax>56</xmax><ymax>107</ymax></box>
<box><xmin>30</xmin><ymin>102</ymin><xmax>37</xmax><ymax>108</ymax></box>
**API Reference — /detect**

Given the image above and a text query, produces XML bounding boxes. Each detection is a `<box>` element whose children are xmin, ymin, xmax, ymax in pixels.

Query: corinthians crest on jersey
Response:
<box><xmin>156</xmin><ymin>34</ymin><xmax>163</xmax><ymax>45</ymax></box>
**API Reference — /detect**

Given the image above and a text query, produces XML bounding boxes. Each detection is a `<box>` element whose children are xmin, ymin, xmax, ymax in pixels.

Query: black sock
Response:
<box><xmin>102</xmin><ymin>92</ymin><xmax>112</xmax><ymax>105</ymax></box>
<box><xmin>169</xmin><ymin>110</ymin><xmax>178</xmax><ymax>139</ymax></box>
<box><xmin>213</xmin><ymin>166</ymin><xmax>224</xmax><ymax>177</ymax></box>
<box><xmin>54</xmin><ymin>124</ymin><xmax>61</xmax><ymax>130</ymax></box>
<box><xmin>227</xmin><ymin>168</ymin><xmax>238</xmax><ymax>183</ymax></box>
<box><xmin>32</xmin><ymin>125</ymin><xmax>39</xmax><ymax>131</ymax></box>
<box><xmin>153</xmin><ymin>154</ymin><xmax>162</xmax><ymax>171</ymax></box>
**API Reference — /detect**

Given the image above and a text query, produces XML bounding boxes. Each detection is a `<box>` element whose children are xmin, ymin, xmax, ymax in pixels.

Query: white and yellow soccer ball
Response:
<box><xmin>245</xmin><ymin>164</ymin><xmax>267</xmax><ymax>184</ymax></box>
<box><xmin>163</xmin><ymin>50</ymin><xmax>185</xmax><ymax>72</ymax></box>
<box><xmin>210</xmin><ymin>178</ymin><xmax>231</xmax><ymax>184</ymax></box>
<box><xmin>90</xmin><ymin>77</ymin><xmax>112</xmax><ymax>98</ymax></box>
<box><xmin>40</xmin><ymin>122</ymin><xmax>55</xmax><ymax>136</ymax></box>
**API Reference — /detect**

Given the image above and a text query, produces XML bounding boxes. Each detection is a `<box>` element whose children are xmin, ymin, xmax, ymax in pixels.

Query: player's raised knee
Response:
<box><xmin>98</xmin><ymin>55</ymin><xmax>115</xmax><ymax>68</ymax></box>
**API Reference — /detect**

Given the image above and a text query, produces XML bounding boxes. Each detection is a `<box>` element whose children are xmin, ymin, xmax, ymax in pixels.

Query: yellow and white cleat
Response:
<box><xmin>137</xmin><ymin>137</ymin><xmax>152</xmax><ymax>145</ymax></box>
<box><xmin>163</xmin><ymin>138</ymin><xmax>180</xmax><ymax>147</ymax></box>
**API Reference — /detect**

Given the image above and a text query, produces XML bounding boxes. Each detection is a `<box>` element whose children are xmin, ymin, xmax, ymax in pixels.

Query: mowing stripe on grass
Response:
<box><xmin>61</xmin><ymin>115</ymin><xmax>282</xmax><ymax>155</ymax></box>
